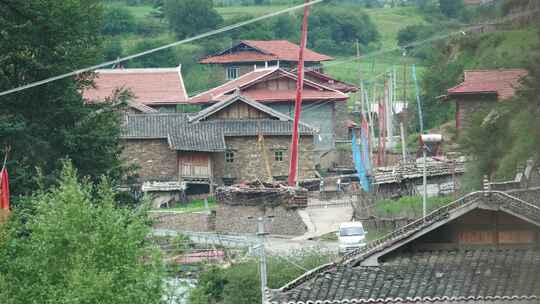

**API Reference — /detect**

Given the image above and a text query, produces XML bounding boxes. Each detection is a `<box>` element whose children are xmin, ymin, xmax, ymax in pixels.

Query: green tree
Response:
<box><xmin>102</xmin><ymin>6</ymin><xmax>137</xmax><ymax>35</ymax></box>
<box><xmin>0</xmin><ymin>163</ymin><xmax>164</xmax><ymax>303</ymax></box>
<box><xmin>0</xmin><ymin>0</ymin><xmax>125</xmax><ymax>197</ymax></box>
<box><xmin>163</xmin><ymin>0</ymin><xmax>223</xmax><ymax>39</ymax></box>
<box><xmin>308</xmin><ymin>6</ymin><xmax>380</xmax><ymax>55</ymax></box>
<box><xmin>127</xmin><ymin>37</ymin><xmax>178</xmax><ymax>68</ymax></box>
<box><xmin>439</xmin><ymin>0</ymin><xmax>464</xmax><ymax>18</ymax></box>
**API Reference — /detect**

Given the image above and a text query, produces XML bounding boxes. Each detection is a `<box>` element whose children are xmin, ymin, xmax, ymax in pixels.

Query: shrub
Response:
<box><xmin>102</xmin><ymin>6</ymin><xmax>137</xmax><ymax>35</ymax></box>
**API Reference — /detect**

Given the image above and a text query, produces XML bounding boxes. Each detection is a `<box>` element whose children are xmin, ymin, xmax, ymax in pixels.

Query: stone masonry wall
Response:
<box><xmin>212</xmin><ymin>135</ymin><xmax>316</xmax><ymax>184</ymax></box>
<box><xmin>457</xmin><ymin>95</ymin><xmax>497</xmax><ymax>133</ymax></box>
<box><xmin>121</xmin><ymin>139</ymin><xmax>178</xmax><ymax>180</ymax></box>
<box><xmin>150</xmin><ymin>211</ymin><xmax>213</xmax><ymax>232</ymax></box>
<box><xmin>334</xmin><ymin>100</ymin><xmax>349</xmax><ymax>141</ymax></box>
<box><xmin>150</xmin><ymin>205</ymin><xmax>307</xmax><ymax>236</ymax></box>
<box><xmin>214</xmin><ymin>205</ymin><xmax>307</xmax><ymax>236</ymax></box>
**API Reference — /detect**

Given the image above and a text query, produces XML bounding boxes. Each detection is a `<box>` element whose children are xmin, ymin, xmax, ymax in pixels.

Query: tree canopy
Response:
<box><xmin>0</xmin><ymin>0</ymin><xmax>124</xmax><ymax>197</ymax></box>
<box><xmin>163</xmin><ymin>0</ymin><xmax>223</xmax><ymax>39</ymax></box>
<box><xmin>0</xmin><ymin>163</ymin><xmax>164</xmax><ymax>303</ymax></box>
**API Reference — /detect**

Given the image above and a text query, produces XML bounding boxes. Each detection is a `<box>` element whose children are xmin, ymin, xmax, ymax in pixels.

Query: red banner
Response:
<box><xmin>0</xmin><ymin>168</ymin><xmax>10</xmax><ymax>210</ymax></box>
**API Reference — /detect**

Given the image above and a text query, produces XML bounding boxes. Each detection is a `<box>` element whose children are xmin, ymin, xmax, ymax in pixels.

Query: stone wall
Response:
<box><xmin>150</xmin><ymin>205</ymin><xmax>307</xmax><ymax>236</ymax></box>
<box><xmin>151</xmin><ymin>211</ymin><xmax>213</xmax><ymax>232</ymax></box>
<box><xmin>506</xmin><ymin>187</ymin><xmax>540</xmax><ymax>207</ymax></box>
<box><xmin>121</xmin><ymin>139</ymin><xmax>178</xmax><ymax>180</ymax></box>
<box><xmin>456</xmin><ymin>95</ymin><xmax>496</xmax><ymax>133</ymax></box>
<box><xmin>212</xmin><ymin>135</ymin><xmax>316</xmax><ymax>184</ymax></box>
<box><xmin>334</xmin><ymin>100</ymin><xmax>349</xmax><ymax>141</ymax></box>
<box><xmin>214</xmin><ymin>205</ymin><xmax>307</xmax><ymax>236</ymax></box>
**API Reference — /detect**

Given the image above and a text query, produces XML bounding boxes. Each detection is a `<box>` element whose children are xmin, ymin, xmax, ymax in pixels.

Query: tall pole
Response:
<box><xmin>256</xmin><ymin>217</ymin><xmax>270</xmax><ymax>304</ymax></box>
<box><xmin>422</xmin><ymin>147</ymin><xmax>427</xmax><ymax>219</ymax></box>
<box><xmin>288</xmin><ymin>0</ymin><xmax>311</xmax><ymax>186</ymax></box>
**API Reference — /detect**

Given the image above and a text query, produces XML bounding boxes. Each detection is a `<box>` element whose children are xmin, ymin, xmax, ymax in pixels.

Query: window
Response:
<box><xmin>225</xmin><ymin>151</ymin><xmax>234</xmax><ymax>163</ymax></box>
<box><xmin>274</xmin><ymin>150</ymin><xmax>284</xmax><ymax>162</ymax></box>
<box><xmin>226</xmin><ymin>66</ymin><xmax>239</xmax><ymax>80</ymax></box>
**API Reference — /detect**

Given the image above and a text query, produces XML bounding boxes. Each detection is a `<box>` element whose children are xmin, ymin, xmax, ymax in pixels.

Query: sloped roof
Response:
<box><xmin>200</xmin><ymin>40</ymin><xmax>333</xmax><ymax>64</ymax></box>
<box><xmin>270</xmin><ymin>190</ymin><xmax>540</xmax><ymax>304</ymax></box>
<box><xmin>447</xmin><ymin>69</ymin><xmax>527</xmax><ymax>100</ymax></box>
<box><xmin>83</xmin><ymin>68</ymin><xmax>188</xmax><ymax>105</ymax></box>
<box><xmin>304</xmin><ymin>70</ymin><xmax>358</xmax><ymax>93</ymax></box>
<box><xmin>189</xmin><ymin>93</ymin><xmax>293</xmax><ymax>123</ymax></box>
<box><xmin>127</xmin><ymin>101</ymin><xmax>158</xmax><ymax>114</ymax></box>
<box><xmin>121</xmin><ymin>95</ymin><xmax>317</xmax><ymax>152</ymax></box>
<box><xmin>273</xmin><ymin>249</ymin><xmax>539</xmax><ymax>304</ymax></box>
<box><xmin>189</xmin><ymin>68</ymin><xmax>348</xmax><ymax>104</ymax></box>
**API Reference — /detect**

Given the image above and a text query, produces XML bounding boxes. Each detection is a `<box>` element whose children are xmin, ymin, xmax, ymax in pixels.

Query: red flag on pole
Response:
<box><xmin>0</xmin><ymin>168</ymin><xmax>10</xmax><ymax>210</ymax></box>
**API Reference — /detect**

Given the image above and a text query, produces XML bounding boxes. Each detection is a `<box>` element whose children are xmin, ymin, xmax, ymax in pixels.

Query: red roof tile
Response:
<box><xmin>200</xmin><ymin>40</ymin><xmax>333</xmax><ymax>64</ymax></box>
<box><xmin>200</xmin><ymin>51</ymin><xmax>277</xmax><ymax>64</ymax></box>
<box><xmin>188</xmin><ymin>68</ymin><xmax>348</xmax><ymax>104</ymax></box>
<box><xmin>304</xmin><ymin>70</ymin><xmax>358</xmax><ymax>93</ymax></box>
<box><xmin>83</xmin><ymin>68</ymin><xmax>188</xmax><ymax>105</ymax></box>
<box><xmin>447</xmin><ymin>69</ymin><xmax>527</xmax><ymax>100</ymax></box>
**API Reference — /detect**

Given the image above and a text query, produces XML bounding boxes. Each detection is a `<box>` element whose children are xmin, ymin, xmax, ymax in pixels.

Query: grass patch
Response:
<box><xmin>154</xmin><ymin>197</ymin><xmax>217</xmax><ymax>213</ymax></box>
<box><xmin>323</xmin><ymin>54</ymin><xmax>425</xmax><ymax>102</ymax></box>
<box><xmin>364</xmin><ymin>6</ymin><xmax>426</xmax><ymax>49</ymax></box>
<box><xmin>375</xmin><ymin>195</ymin><xmax>454</xmax><ymax>219</ymax></box>
<box><xmin>216</xmin><ymin>5</ymin><xmax>290</xmax><ymax>20</ymax></box>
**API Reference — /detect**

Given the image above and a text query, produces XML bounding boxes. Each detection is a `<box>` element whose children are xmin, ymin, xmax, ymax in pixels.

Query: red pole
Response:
<box><xmin>288</xmin><ymin>0</ymin><xmax>311</xmax><ymax>186</ymax></box>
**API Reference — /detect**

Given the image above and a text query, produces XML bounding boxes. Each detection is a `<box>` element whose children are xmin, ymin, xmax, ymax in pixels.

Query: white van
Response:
<box><xmin>337</xmin><ymin>222</ymin><xmax>367</xmax><ymax>253</ymax></box>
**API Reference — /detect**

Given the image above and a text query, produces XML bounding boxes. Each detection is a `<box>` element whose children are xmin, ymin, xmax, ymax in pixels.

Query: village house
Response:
<box><xmin>270</xmin><ymin>186</ymin><xmax>540</xmax><ymax>303</ymax></box>
<box><xmin>189</xmin><ymin>67</ymin><xmax>351</xmax><ymax>166</ymax></box>
<box><xmin>83</xmin><ymin>66</ymin><xmax>189</xmax><ymax>113</ymax></box>
<box><xmin>199</xmin><ymin>40</ymin><xmax>334</xmax><ymax>81</ymax></box>
<box><xmin>121</xmin><ymin>93</ymin><xmax>317</xmax><ymax>190</ymax></box>
<box><xmin>447</xmin><ymin>69</ymin><xmax>527</xmax><ymax>134</ymax></box>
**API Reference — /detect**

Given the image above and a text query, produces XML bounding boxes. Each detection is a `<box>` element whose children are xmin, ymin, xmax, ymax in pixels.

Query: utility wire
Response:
<box><xmin>0</xmin><ymin>0</ymin><xmax>324</xmax><ymax>98</ymax></box>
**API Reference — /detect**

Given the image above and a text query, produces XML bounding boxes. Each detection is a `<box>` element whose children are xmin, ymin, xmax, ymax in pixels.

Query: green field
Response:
<box><xmin>365</xmin><ymin>6</ymin><xmax>425</xmax><ymax>48</ymax></box>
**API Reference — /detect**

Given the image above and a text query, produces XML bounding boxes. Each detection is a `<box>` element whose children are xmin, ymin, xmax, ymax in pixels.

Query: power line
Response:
<box><xmin>0</xmin><ymin>0</ymin><xmax>324</xmax><ymax>98</ymax></box>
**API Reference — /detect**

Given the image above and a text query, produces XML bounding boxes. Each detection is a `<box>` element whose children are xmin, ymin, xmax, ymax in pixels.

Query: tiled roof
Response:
<box><xmin>200</xmin><ymin>51</ymin><xmax>277</xmax><ymax>64</ymax></box>
<box><xmin>447</xmin><ymin>69</ymin><xmax>527</xmax><ymax>100</ymax></box>
<box><xmin>127</xmin><ymin>101</ymin><xmax>158</xmax><ymax>114</ymax></box>
<box><xmin>200</xmin><ymin>40</ymin><xmax>333</xmax><ymax>64</ymax></box>
<box><xmin>189</xmin><ymin>68</ymin><xmax>348</xmax><ymax>104</ymax></box>
<box><xmin>83</xmin><ymin>68</ymin><xmax>188</xmax><ymax>105</ymax></box>
<box><xmin>271</xmin><ymin>249</ymin><xmax>540</xmax><ymax>304</ymax></box>
<box><xmin>168</xmin><ymin>123</ymin><xmax>226</xmax><ymax>152</ymax></box>
<box><xmin>270</xmin><ymin>191</ymin><xmax>540</xmax><ymax>304</ymax></box>
<box><xmin>121</xmin><ymin>105</ymin><xmax>316</xmax><ymax>152</ymax></box>
<box><xmin>304</xmin><ymin>70</ymin><xmax>358</xmax><ymax>93</ymax></box>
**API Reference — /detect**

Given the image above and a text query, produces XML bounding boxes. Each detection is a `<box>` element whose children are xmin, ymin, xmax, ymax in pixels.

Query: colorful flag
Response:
<box><xmin>0</xmin><ymin>168</ymin><xmax>10</xmax><ymax>210</ymax></box>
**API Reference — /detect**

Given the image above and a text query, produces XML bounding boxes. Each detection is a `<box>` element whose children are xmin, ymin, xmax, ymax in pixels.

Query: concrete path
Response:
<box><xmin>293</xmin><ymin>196</ymin><xmax>354</xmax><ymax>241</ymax></box>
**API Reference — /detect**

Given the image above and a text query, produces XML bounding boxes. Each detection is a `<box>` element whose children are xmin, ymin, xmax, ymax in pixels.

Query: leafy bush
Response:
<box><xmin>102</xmin><ymin>6</ymin><xmax>137</xmax><ymax>35</ymax></box>
<box><xmin>135</xmin><ymin>18</ymin><xmax>167</xmax><ymax>37</ymax></box>
<box><xmin>0</xmin><ymin>163</ymin><xmax>164</xmax><ymax>303</ymax></box>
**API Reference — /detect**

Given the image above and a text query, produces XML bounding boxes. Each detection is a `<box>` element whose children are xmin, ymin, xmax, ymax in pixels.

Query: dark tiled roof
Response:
<box><xmin>270</xmin><ymin>191</ymin><xmax>540</xmax><ymax>304</ymax></box>
<box><xmin>168</xmin><ymin>123</ymin><xmax>226</xmax><ymax>152</ymax></box>
<box><xmin>121</xmin><ymin>113</ymin><xmax>188</xmax><ymax>138</ymax></box>
<box><xmin>272</xmin><ymin>249</ymin><xmax>540</xmax><ymax>304</ymax></box>
<box><xmin>208</xmin><ymin>120</ymin><xmax>315</xmax><ymax>137</ymax></box>
<box><xmin>121</xmin><ymin>112</ymin><xmax>316</xmax><ymax>152</ymax></box>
